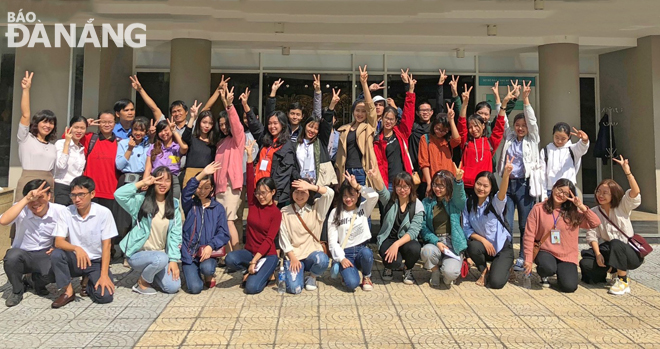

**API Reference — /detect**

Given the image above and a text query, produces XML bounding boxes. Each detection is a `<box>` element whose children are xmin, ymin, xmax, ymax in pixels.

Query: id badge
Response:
<box><xmin>550</xmin><ymin>229</ymin><xmax>561</xmax><ymax>244</ymax></box>
<box><xmin>259</xmin><ymin>159</ymin><xmax>269</xmax><ymax>171</ymax></box>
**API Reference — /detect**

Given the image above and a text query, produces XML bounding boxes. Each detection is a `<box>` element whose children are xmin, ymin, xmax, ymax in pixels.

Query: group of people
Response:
<box><xmin>1</xmin><ymin>67</ymin><xmax>645</xmax><ymax>308</ymax></box>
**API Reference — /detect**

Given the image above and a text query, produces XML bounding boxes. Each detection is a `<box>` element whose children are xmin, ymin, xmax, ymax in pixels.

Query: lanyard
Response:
<box><xmin>551</xmin><ymin>210</ymin><xmax>560</xmax><ymax>229</ymax></box>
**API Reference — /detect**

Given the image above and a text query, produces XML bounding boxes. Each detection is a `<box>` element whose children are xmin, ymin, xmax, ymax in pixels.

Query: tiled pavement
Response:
<box><xmin>2</xmin><ymin>244</ymin><xmax>660</xmax><ymax>348</ymax></box>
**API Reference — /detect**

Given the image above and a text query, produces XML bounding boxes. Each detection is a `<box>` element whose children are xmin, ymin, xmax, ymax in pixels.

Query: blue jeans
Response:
<box><xmin>182</xmin><ymin>258</ymin><xmax>217</xmax><ymax>294</ymax></box>
<box><xmin>505</xmin><ymin>178</ymin><xmax>535</xmax><ymax>258</ymax></box>
<box><xmin>284</xmin><ymin>250</ymin><xmax>329</xmax><ymax>294</ymax></box>
<box><xmin>346</xmin><ymin>168</ymin><xmax>366</xmax><ymax>186</ymax></box>
<box><xmin>340</xmin><ymin>243</ymin><xmax>374</xmax><ymax>291</ymax></box>
<box><xmin>225</xmin><ymin>250</ymin><xmax>279</xmax><ymax>294</ymax></box>
<box><xmin>128</xmin><ymin>250</ymin><xmax>181</xmax><ymax>294</ymax></box>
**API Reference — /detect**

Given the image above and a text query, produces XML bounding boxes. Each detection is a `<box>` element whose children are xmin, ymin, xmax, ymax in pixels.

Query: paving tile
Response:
<box><xmin>11</xmin><ymin>320</ymin><xmax>71</xmax><ymax>334</ymax></box>
<box><xmin>480</xmin><ymin>315</ymin><xmax>531</xmax><ymax>329</ymax></box>
<box><xmin>618</xmin><ymin>328</ymin><xmax>660</xmax><ymax>344</ymax></box>
<box><xmin>159</xmin><ymin>306</ymin><xmax>203</xmax><ymax>318</ymax></box>
<box><xmin>319</xmin><ymin>329</ymin><xmax>364</xmax><ymax>345</ymax></box>
<box><xmin>105</xmin><ymin>318</ymin><xmax>154</xmax><ymax>332</ymax></box>
<box><xmin>234</xmin><ymin>316</ymin><xmax>280</xmax><ymax>330</ymax></box>
<box><xmin>41</xmin><ymin>332</ymin><xmax>99</xmax><ymax>348</ymax></box>
<box><xmin>191</xmin><ymin>317</ymin><xmax>238</xmax><ymax>331</ymax></box>
<box><xmin>278</xmin><ymin>315</ymin><xmax>320</xmax><ymax>330</ymax></box>
<box><xmin>574</xmin><ymin>328</ymin><xmax>635</xmax><ymax>345</ymax></box>
<box><xmin>146</xmin><ymin>317</ymin><xmax>196</xmax><ymax>331</ymax></box>
<box><xmin>362</xmin><ymin>327</ymin><xmax>412</xmax><ymax>345</ymax></box>
<box><xmin>275</xmin><ymin>329</ymin><xmax>320</xmax><ymax>346</ymax></box>
<box><xmin>450</xmin><ymin>328</ymin><xmax>504</xmax><ymax>348</ymax></box>
<box><xmin>182</xmin><ymin>330</ymin><xmax>232</xmax><ymax>346</ymax></box>
<box><xmin>533</xmin><ymin>328</ymin><xmax>590</xmax><ymax>344</ymax></box>
<box><xmin>518</xmin><ymin>315</ymin><xmax>569</xmax><ymax>329</ymax></box>
<box><xmin>0</xmin><ymin>333</ymin><xmax>53</xmax><ymax>348</ymax></box>
<box><xmin>405</xmin><ymin>328</ymin><xmax>456</xmax><ymax>346</ymax></box>
<box><xmin>86</xmin><ymin>331</ymin><xmax>143</xmax><ymax>347</ymax></box>
<box><xmin>135</xmin><ymin>330</ymin><xmax>188</xmax><ymax>347</ymax></box>
<box><xmin>490</xmin><ymin>328</ymin><xmax>547</xmax><ymax>347</ymax></box>
<box><xmin>229</xmin><ymin>330</ymin><xmax>276</xmax><ymax>345</ymax></box>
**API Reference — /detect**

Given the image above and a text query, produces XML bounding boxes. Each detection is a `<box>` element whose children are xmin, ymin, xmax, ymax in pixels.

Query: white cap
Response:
<box><xmin>372</xmin><ymin>95</ymin><xmax>386</xmax><ymax>104</ymax></box>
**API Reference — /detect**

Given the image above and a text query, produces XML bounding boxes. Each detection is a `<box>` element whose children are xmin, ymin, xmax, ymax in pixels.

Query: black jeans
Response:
<box><xmin>466</xmin><ymin>239</ymin><xmax>514</xmax><ymax>289</ymax></box>
<box><xmin>3</xmin><ymin>248</ymin><xmax>52</xmax><ymax>294</ymax></box>
<box><xmin>536</xmin><ymin>251</ymin><xmax>578</xmax><ymax>293</ymax></box>
<box><xmin>51</xmin><ymin>249</ymin><xmax>113</xmax><ymax>304</ymax></box>
<box><xmin>580</xmin><ymin>239</ymin><xmax>643</xmax><ymax>284</ymax></box>
<box><xmin>54</xmin><ymin>183</ymin><xmax>72</xmax><ymax>206</ymax></box>
<box><xmin>379</xmin><ymin>238</ymin><xmax>421</xmax><ymax>270</ymax></box>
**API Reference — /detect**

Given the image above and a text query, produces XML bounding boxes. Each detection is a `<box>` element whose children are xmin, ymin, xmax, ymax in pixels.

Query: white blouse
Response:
<box><xmin>586</xmin><ymin>189</ymin><xmax>641</xmax><ymax>244</ymax></box>
<box><xmin>296</xmin><ymin>139</ymin><xmax>316</xmax><ymax>180</ymax></box>
<box><xmin>54</xmin><ymin>139</ymin><xmax>86</xmax><ymax>185</ymax></box>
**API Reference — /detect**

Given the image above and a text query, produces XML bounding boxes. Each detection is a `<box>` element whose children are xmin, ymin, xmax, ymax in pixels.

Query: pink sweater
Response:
<box><xmin>214</xmin><ymin>105</ymin><xmax>246</xmax><ymax>193</ymax></box>
<box><xmin>523</xmin><ymin>202</ymin><xmax>600</xmax><ymax>265</ymax></box>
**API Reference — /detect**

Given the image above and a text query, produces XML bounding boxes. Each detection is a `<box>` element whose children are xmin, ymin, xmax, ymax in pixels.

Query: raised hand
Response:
<box><xmin>313</xmin><ymin>74</ymin><xmax>321</xmax><ymax>93</ymax></box>
<box><xmin>225</xmin><ymin>86</ymin><xmax>235</xmax><ymax>106</ymax></box>
<box><xmin>64</xmin><ymin>127</ymin><xmax>73</xmax><ymax>143</ymax></box>
<box><xmin>358</xmin><ymin>65</ymin><xmax>369</xmax><ymax>84</ymax></box>
<box><xmin>189</xmin><ymin>100</ymin><xmax>202</xmax><ymax>120</ymax></box>
<box><xmin>387</xmin><ymin>98</ymin><xmax>397</xmax><ymax>109</ymax></box>
<box><xmin>245</xmin><ymin>139</ymin><xmax>257</xmax><ymax>161</ymax></box>
<box><xmin>522</xmin><ymin>80</ymin><xmax>532</xmax><ymax>100</ymax></box>
<box><xmin>129</xmin><ymin>75</ymin><xmax>143</xmax><ymax>92</ymax></box>
<box><xmin>138</xmin><ymin>174</ymin><xmax>163</xmax><ymax>188</ymax></box>
<box><xmin>167</xmin><ymin>116</ymin><xmax>176</xmax><ymax>131</ymax></box>
<box><xmin>461</xmin><ymin>84</ymin><xmax>473</xmax><ymax>104</ymax></box>
<box><xmin>329</xmin><ymin>88</ymin><xmax>341</xmax><ymax>110</ymax></box>
<box><xmin>449</xmin><ymin>75</ymin><xmax>460</xmax><ymax>97</ymax></box>
<box><xmin>292</xmin><ymin>179</ymin><xmax>315</xmax><ymax>192</ymax></box>
<box><xmin>369</xmin><ymin>81</ymin><xmax>385</xmax><ymax>92</ymax></box>
<box><xmin>202</xmin><ymin>161</ymin><xmax>221</xmax><ymax>176</ymax></box>
<box><xmin>612</xmin><ymin>155</ymin><xmax>631</xmax><ymax>174</ymax></box>
<box><xmin>344</xmin><ymin>171</ymin><xmax>359</xmax><ymax>189</ymax></box>
<box><xmin>239</xmin><ymin>87</ymin><xmax>251</xmax><ymax>105</ymax></box>
<box><xmin>503</xmin><ymin>85</ymin><xmax>516</xmax><ymax>103</ymax></box>
<box><xmin>271</xmin><ymin>78</ymin><xmax>284</xmax><ymax>95</ymax></box>
<box><xmin>366</xmin><ymin>159</ymin><xmax>379</xmax><ymax>179</ymax></box>
<box><xmin>504</xmin><ymin>155</ymin><xmax>514</xmax><ymax>175</ymax></box>
<box><xmin>455</xmin><ymin>161</ymin><xmax>464</xmax><ymax>182</ymax></box>
<box><xmin>570</xmin><ymin>127</ymin><xmax>589</xmax><ymax>143</ymax></box>
<box><xmin>21</xmin><ymin>71</ymin><xmax>34</xmax><ymax>90</ymax></box>
<box><xmin>446</xmin><ymin>103</ymin><xmax>455</xmax><ymax>122</ymax></box>
<box><xmin>491</xmin><ymin>81</ymin><xmax>500</xmax><ymax>98</ymax></box>
<box><xmin>25</xmin><ymin>181</ymin><xmax>49</xmax><ymax>202</ymax></box>
<box><xmin>400</xmin><ymin>68</ymin><xmax>410</xmax><ymax>84</ymax></box>
<box><xmin>510</xmin><ymin>79</ymin><xmax>521</xmax><ymax>98</ymax></box>
<box><xmin>148</xmin><ymin>119</ymin><xmax>156</xmax><ymax>136</ymax></box>
<box><xmin>216</xmin><ymin>75</ymin><xmax>231</xmax><ymax>93</ymax></box>
<box><xmin>438</xmin><ymin>69</ymin><xmax>447</xmax><ymax>85</ymax></box>
<box><xmin>566</xmin><ymin>190</ymin><xmax>587</xmax><ymax>212</ymax></box>
<box><xmin>408</xmin><ymin>73</ymin><xmax>417</xmax><ymax>93</ymax></box>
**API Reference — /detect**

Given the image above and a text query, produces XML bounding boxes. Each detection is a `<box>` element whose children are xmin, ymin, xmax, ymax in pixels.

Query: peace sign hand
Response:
<box><xmin>612</xmin><ymin>155</ymin><xmax>631</xmax><ymax>174</ymax></box>
<box><xmin>400</xmin><ymin>68</ymin><xmax>410</xmax><ymax>84</ymax></box>
<box><xmin>504</xmin><ymin>155</ymin><xmax>514</xmax><ymax>175</ymax></box>
<box><xmin>408</xmin><ymin>73</ymin><xmax>417</xmax><ymax>93</ymax></box>
<box><xmin>216</xmin><ymin>75</ymin><xmax>231</xmax><ymax>92</ymax></box>
<box><xmin>491</xmin><ymin>81</ymin><xmax>500</xmax><ymax>98</ymax></box>
<box><xmin>522</xmin><ymin>80</ymin><xmax>532</xmax><ymax>100</ymax></box>
<box><xmin>358</xmin><ymin>65</ymin><xmax>369</xmax><ymax>83</ymax></box>
<box><xmin>446</xmin><ymin>103</ymin><xmax>455</xmax><ymax>122</ymax></box>
<box><xmin>566</xmin><ymin>190</ymin><xmax>587</xmax><ymax>212</ymax></box>
<box><xmin>189</xmin><ymin>100</ymin><xmax>202</xmax><ymax>120</ymax></box>
<box><xmin>455</xmin><ymin>162</ymin><xmax>464</xmax><ymax>182</ymax></box>
<box><xmin>313</xmin><ymin>74</ymin><xmax>321</xmax><ymax>93</ymax></box>
<box><xmin>245</xmin><ymin>139</ymin><xmax>257</xmax><ymax>161</ymax></box>
<box><xmin>366</xmin><ymin>159</ymin><xmax>379</xmax><ymax>179</ymax></box>
<box><xmin>64</xmin><ymin>127</ymin><xmax>73</xmax><ymax>143</ymax></box>
<box><xmin>369</xmin><ymin>81</ymin><xmax>385</xmax><ymax>92</ymax></box>
<box><xmin>167</xmin><ymin>117</ymin><xmax>176</xmax><ymax>131</ymax></box>
<box><xmin>510</xmin><ymin>79</ymin><xmax>521</xmax><ymax>98</ymax></box>
<box><xmin>344</xmin><ymin>171</ymin><xmax>359</xmax><ymax>189</ymax></box>
<box><xmin>129</xmin><ymin>75</ymin><xmax>142</xmax><ymax>92</ymax></box>
<box><xmin>225</xmin><ymin>86</ymin><xmax>235</xmax><ymax>106</ymax></box>
<box><xmin>449</xmin><ymin>75</ymin><xmax>460</xmax><ymax>97</ymax></box>
<box><xmin>438</xmin><ymin>69</ymin><xmax>447</xmax><ymax>85</ymax></box>
<box><xmin>329</xmin><ymin>88</ymin><xmax>341</xmax><ymax>109</ymax></box>
<box><xmin>148</xmin><ymin>119</ymin><xmax>156</xmax><ymax>137</ymax></box>
<box><xmin>25</xmin><ymin>181</ymin><xmax>49</xmax><ymax>202</ymax></box>
<box><xmin>461</xmin><ymin>84</ymin><xmax>473</xmax><ymax>104</ymax></box>
<box><xmin>503</xmin><ymin>85</ymin><xmax>516</xmax><ymax>103</ymax></box>
<box><xmin>570</xmin><ymin>127</ymin><xmax>589</xmax><ymax>143</ymax></box>
<box><xmin>271</xmin><ymin>78</ymin><xmax>284</xmax><ymax>95</ymax></box>
<box><xmin>21</xmin><ymin>71</ymin><xmax>34</xmax><ymax>90</ymax></box>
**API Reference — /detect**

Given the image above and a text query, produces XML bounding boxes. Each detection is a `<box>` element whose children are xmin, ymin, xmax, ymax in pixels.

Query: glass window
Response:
<box><xmin>387</xmin><ymin>74</ymin><xmax>475</xmax><ymax>116</ymax></box>
<box><xmin>209</xmin><ymin>73</ymin><xmax>259</xmax><ymax>119</ymax></box>
<box><xmin>135</xmin><ymin>72</ymin><xmax>170</xmax><ymax>120</ymax></box>
<box><xmin>0</xmin><ymin>32</ymin><xmax>16</xmax><ymax>187</ymax></box>
<box><xmin>70</xmin><ymin>47</ymin><xmax>84</xmax><ymax>119</ymax></box>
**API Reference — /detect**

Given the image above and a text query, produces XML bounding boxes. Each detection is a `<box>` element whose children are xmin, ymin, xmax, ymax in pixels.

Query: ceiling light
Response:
<box><xmin>456</xmin><ymin>48</ymin><xmax>465</xmax><ymax>58</ymax></box>
<box><xmin>534</xmin><ymin>0</ymin><xmax>544</xmax><ymax>10</ymax></box>
<box><xmin>282</xmin><ymin>46</ymin><xmax>290</xmax><ymax>55</ymax></box>
<box><xmin>487</xmin><ymin>25</ymin><xmax>497</xmax><ymax>36</ymax></box>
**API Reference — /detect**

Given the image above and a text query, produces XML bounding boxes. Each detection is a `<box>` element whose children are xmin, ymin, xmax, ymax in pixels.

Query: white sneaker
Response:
<box><xmin>608</xmin><ymin>278</ymin><xmax>631</xmax><ymax>295</ymax></box>
<box><xmin>540</xmin><ymin>277</ymin><xmax>550</xmax><ymax>288</ymax></box>
<box><xmin>304</xmin><ymin>276</ymin><xmax>318</xmax><ymax>291</ymax></box>
<box><xmin>403</xmin><ymin>269</ymin><xmax>415</xmax><ymax>285</ymax></box>
<box><xmin>429</xmin><ymin>269</ymin><xmax>441</xmax><ymax>287</ymax></box>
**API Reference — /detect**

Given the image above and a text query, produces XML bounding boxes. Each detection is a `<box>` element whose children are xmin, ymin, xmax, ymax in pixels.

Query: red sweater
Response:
<box><xmin>81</xmin><ymin>133</ymin><xmax>119</xmax><ymax>199</ymax></box>
<box><xmin>245</xmin><ymin>162</ymin><xmax>281</xmax><ymax>257</ymax></box>
<box><xmin>523</xmin><ymin>202</ymin><xmax>601</xmax><ymax>265</ymax></box>
<box><xmin>458</xmin><ymin>114</ymin><xmax>505</xmax><ymax>188</ymax></box>
<box><xmin>374</xmin><ymin>92</ymin><xmax>415</xmax><ymax>188</ymax></box>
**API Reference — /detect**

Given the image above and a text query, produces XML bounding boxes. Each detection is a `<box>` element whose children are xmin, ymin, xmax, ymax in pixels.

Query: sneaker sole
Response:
<box><xmin>132</xmin><ymin>286</ymin><xmax>157</xmax><ymax>295</ymax></box>
<box><xmin>382</xmin><ymin>276</ymin><xmax>393</xmax><ymax>281</ymax></box>
<box><xmin>608</xmin><ymin>288</ymin><xmax>631</xmax><ymax>295</ymax></box>
<box><xmin>403</xmin><ymin>280</ymin><xmax>414</xmax><ymax>285</ymax></box>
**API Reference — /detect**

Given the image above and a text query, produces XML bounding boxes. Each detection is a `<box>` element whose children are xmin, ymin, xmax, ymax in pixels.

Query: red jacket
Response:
<box><xmin>374</xmin><ymin>92</ymin><xmax>415</xmax><ymax>188</ymax></box>
<box><xmin>458</xmin><ymin>114</ymin><xmax>505</xmax><ymax>188</ymax></box>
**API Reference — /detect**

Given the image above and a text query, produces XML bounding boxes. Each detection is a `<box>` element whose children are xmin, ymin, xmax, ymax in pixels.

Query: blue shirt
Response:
<box><xmin>328</xmin><ymin>130</ymin><xmax>340</xmax><ymax>160</ymax></box>
<box><xmin>115</xmin><ymin>138</ymin><xmax>149</xmax><ymax>173</ymax></box>
<box><xmin>462</xmin><ymin>196</ymin><xmax>511</xmax><ymax>254</ymax></box>
<box><xmin>506</xmin><ymin>138</ymin><xmax>525</xmax><ymax>179</ymax></box>
<box><xmin>113</xmin><ymin>123</ymin><xmax>131</xmax><ymax>140</ymax></box>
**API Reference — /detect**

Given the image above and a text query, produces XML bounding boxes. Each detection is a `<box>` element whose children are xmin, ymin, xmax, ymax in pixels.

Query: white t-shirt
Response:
<box><xmin>327</xmin><ymin>187</ymin><xmax>379</xmax><ymax>262</ymax></box>
<box><xmin>0</xmin><ymin>203</ymin><xmax>67</xmax><ymax>251</ymax></box>
<box><xmin>56</xmin><ymin>203</ymin><xmax>118</xmax><ymax>260</ymax></box>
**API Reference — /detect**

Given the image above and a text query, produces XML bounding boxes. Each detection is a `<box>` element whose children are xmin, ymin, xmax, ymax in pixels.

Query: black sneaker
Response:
<box><xmin>403</xmin><ymin>269</ymin><xmax>415</xmax><ymax>285</ymax></box>
<box><xmin>6</xmin><ymin>292</ymin><xmax>23</xmax><ymax>307</ymax></box>
<box><xmin>382</xmin><ymin>268</ymin><xmax>394</xmax><ymax>281</ymax></box>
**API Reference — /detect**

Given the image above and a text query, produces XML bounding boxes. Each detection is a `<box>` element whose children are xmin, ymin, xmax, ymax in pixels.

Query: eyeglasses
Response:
<box><xmin>595</xmin><ymin>189</ymin><xmax>611</xmax><ymax>196</ymax></box>
<box><xmin>255</xmin><ymin>190</ymin><xmax>271</xmax><ymax>198</ymax></box>
<box><xmin>431</xmin><ymin>183</ymin><xmax>446</xmax><ymax>190</ymax></box>
<box><xmin>553</xmin><ymin>189</ymin><xmax>571</xmax><ymax>197</ymax></box>
<box><xmin>396</xmin><ymin>184</ymin><xmax>411</xmax><ymax>191</ymax></box>
<box><xmin>419</xmin><ymin>109</ymin><xmax>433</xmax><ymax>113</ymax></box>
<box><xmin>69</xmin><ymin>192</ymin><xmax>90</xmax><ymax>199</ymax></box>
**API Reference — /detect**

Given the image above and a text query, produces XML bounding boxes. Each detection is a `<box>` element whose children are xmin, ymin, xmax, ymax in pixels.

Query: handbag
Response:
<box><xmin>295</xmin><ymin>211</ymin><xmax>329</xmax><ymax>257</ymax></box>
<box><xmin>533</xmin><ymin>230</ymin><xmax>553</xmax><ymax>261</ymax></box>
<box><xmin>460</xmin><ymin>258</ymin><xmax>470</xmax><ymax>278</ymax></box>
<box><xmin>598</xmin><ymin>207</ymin><xmax>652</xmax><ymax>258</ymax></box>
<box><xmin>317</xmin><ymin>161</ymin><xmax>338</xmax><ymax>186</ymax></box>
<box><xmin>401</xmin><ymin>136</ymin><xmax>421</xmax><ymax>186</ymax></box>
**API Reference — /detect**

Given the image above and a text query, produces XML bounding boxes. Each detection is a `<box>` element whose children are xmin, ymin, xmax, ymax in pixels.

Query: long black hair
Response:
<box><xmin>68</xmin><ymin>115</ymin><xmax>88</xmax><ymax>128</ymax></box>
<box><xmin>333</xmin><ymin>180</ymin><xmax>361</xmax><ymax>227</ymax></box>
<box><xmin>298</xmin><ymin>115</ymin><xmax>322</xmax><ymax>144</ymax></box>
<box><xmin>543</xmin><ymin>178</ymin><xmax>583</xmax><ymax>228</ymax></box>
<box><xmin>466</xmin><ymin>114</ymin><xmax>487</xmax><ymax>141</ymax></box>
<box><xmin>262</xmin><ymin>111</ymin><xmax>290</xmax><ymax>148</ymax></box>
<box><xmin>466</xmin><ymin>171</ymin><xmax>509</xmax><ymax>231</ymax></box>
<box><xmin>138</xmin><ymin>166</ymin><xmax>175</xmax><ymax>222</ymax></box>
<box><xmin>216</xmin><ymin>110</ymin><xmax>230</xmax><ymax>139</ymax></box>
<box><xmin>30</xmin><ymin>110</ymin><xmax>58</xmax><ymax>142</ymax></box>
<box><xmin>195</xmin><ymin>111</ymin><xmax>219</xmax><ymax>145</ymax></box>
<box><xmin>150</xmin><ymin>121</ymin><xmax>171</xmax><ymax>165</ymax></box>
<box><xmin>430</xmin><ymin>113</ymin><xmax>451</xmax><ymax>142</ymax></box>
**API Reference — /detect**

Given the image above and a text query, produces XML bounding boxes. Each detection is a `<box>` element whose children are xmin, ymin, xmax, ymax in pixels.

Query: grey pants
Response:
<box><xmin>420</xmin><ymin>244</ymin><xmax>463</xmax><ymax>283</ymax></box>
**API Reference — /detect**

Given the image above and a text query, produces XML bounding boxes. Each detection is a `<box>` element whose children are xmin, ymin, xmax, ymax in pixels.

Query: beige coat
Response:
<box><xmin>335</xmin><ymin>99</ymin><xmax>380</xmax><ymax>187</ymax></box>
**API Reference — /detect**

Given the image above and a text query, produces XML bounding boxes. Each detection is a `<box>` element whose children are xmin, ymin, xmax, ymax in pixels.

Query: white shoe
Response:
<box><xmin>429</xmin><ymin>269</ymin><xmax>441</xmax><ymax>287</ymax></box>
<box><xmin>540</xmin><ymin>277</ymin><xmax>550</xmax><ymax>288</ymax></box>
<box><xmin>403</xmin><ymin>269</ymin><xmax>415</xmax><ymax>285</ymax></box>
<box><xmin>305</xmin><ymin>276</ymin><xmax>318</xmax><ymax>291</ymax></box>
<box><xmin>608</xmin><ymin>278</ymin><xmax>631</xmax><ymax>295</ymax></box>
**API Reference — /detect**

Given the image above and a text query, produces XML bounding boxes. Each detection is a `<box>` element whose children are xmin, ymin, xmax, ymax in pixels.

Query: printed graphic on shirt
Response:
<box><xmin>168</xmin><ymin>155</ymin><xmax>180</xmax><ymax>164</ymax></box>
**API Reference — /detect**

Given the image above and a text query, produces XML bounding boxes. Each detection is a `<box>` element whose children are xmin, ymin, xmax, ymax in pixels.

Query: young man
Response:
<box><xmin>51</xmin><ymin>176</ymin><xmax>117</xmax><ymax>308</ymax></box>
<box><xmin>0</xmin><ymin>180</ymin><xmax>65</xmax><ymax>307</ymax></box>
<box><xmin>266</xmin><ymin>78</ymin><xmax>304</xmax><ymax>142</ymax></box>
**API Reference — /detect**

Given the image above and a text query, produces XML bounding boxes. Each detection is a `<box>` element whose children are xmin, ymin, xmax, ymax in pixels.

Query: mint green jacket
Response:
<box><xmin>115</xmin><ymin>183</ymin><xmax>182</xmax><ymax>262</ymax></box>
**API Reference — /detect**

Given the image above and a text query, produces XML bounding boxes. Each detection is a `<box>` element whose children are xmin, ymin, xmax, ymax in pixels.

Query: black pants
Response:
<box><xmin>416</xmin><ymin>182</ymin><xmax>428</xmax><ymax>202</ymax></box>
<box><xmin>54</xmin><ymin>183</ymin><xmax>72</xmax><ymax>206</ymax></box>
<box><xmin>379</xmin><ymin>238</ymin><xmax>421</xmax><ymax>270</ymax></box>
<box><xmin>580</xmin><ymin>239</ymin><xmax>643</xmax><ymax>284</ymax></box>
<box><xmin>466</xmin><ymin>239</ymin><xmax>514</xmax><ymax>289</ymax></box>
<box><xmin>51</xmin><ymin>249</ymin><xmax>113</xmax><ymax>304</ymax></box>
<box><xmin>536</xmin><ymin>251</ymin><xmax>578</xmax><ymax>293</ymax></box>
<box><xmin>3</xmin><ymin>248</ymin><xmax>52</xmax><ymax>294</ymax></box>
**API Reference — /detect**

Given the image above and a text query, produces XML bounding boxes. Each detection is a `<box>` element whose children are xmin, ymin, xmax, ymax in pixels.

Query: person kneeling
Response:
<box><xmin>52</xmin><ymin>176</ymin><xmax>116</xmax><ymax>308</ymax></box>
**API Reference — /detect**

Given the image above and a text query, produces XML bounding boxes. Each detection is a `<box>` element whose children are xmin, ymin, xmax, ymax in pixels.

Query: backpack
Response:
<box><xmin>544</xmin><ymin>144</ymin><xmax>575</xmax><ymax>166</ymax></box>
<box><xmin>82</xmin><ymin>133</ymin><xmax>99</xmax><ymax>172</ymax></box>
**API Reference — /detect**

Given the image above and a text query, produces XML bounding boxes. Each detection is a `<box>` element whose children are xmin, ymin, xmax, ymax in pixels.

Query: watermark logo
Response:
<box><xmin>6</xmin><ymin>10</ymin><xmax>147</xmax><ymax>48</ymax></box>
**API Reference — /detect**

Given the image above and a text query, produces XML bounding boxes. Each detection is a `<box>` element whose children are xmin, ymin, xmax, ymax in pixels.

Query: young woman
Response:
<box><xmin>540</xmin><ymin>122</ymin><xmax>590</xmax><ymax>198</ymax></box>
<box><xmin>115</xmin><ymin>166</ymin><xmax>183</xmax><ymax>295</ymax></box>
<box><xmin>452</xmin><ymin>79</ymin><xmax>518</xmax><ymax>138</ymax></box>
<box><xmin>224</xmin><ymin>141</ymin><xmax>281</xmax><ymax>295</ymax></box>
<box><xmin>374</xmin><ymin>71</ymin><xmax>416</xmax><ymax>190</ymax></box>
<box><xmin>370</xmin><ymin>164</ymin><xmax>424</xmax><ymax>285</ymax></box>
<box><xmin>15</xmin><ymin>71</ymin><xmax>57</xmax><ymax>203</ymax></box>
<box><xmin>212</xmin><ymin>87</ymin><xmax>245</xmax><ymax>250</ymax></box>
<box><xmin>54</xmin><ymin>116</ymin><xmax>88</xmax><ymax>205</ymax></box>
<box><xmin>115</xmin><ymin>117</ymin><xmax>151</xmax><ymax>242</ymax></box>
<box><xmin>419</xmin><ymin>166</ymin><xmax>467</xmax><ymax>287</ymax></box>
<box><xmin>463</xmin><ymin>158</ymin><xmax>514</xmax><ymax>289</ymax></box>
<box><xmin>457</xmin><ymin>85</ymin><xmax>511</xmax><ymax>196</ymax></box>
<box><xmin>495</xmin><ymin>81</ymin><xmax>542</xmax><ymax>271</ymax></box>
<box><xmin>523</xmin><ymin>179</ymin><xmax>600</xmax><ymax>292</ymax></box>
<box><xmin>335</xmin><ymin>65</ymin><xmax>379</xmax><ymax>187</ymax></box>
<box><xmin>580</xmin><ymin>156</ymin><xmax>642</xmax><ymax>295</ymax></box>
<box><xmin>181</xmin><ymin>162</ymin><xmax>230</xmax><ymax>294</ymax></box>
<box><xmin>279</xmin><ymin>180</ymin><xmax>334</xmax><ymax>294</ymax></box>
<box><xmin>181</xmin><ymin>109</ymin><xmax>217</xmax><ymax>187</ymax></box>
<box><xmin>418</xmin><ymin>104</ymin><xmax>461</xmax><ymax>198</ymax></box>
<box><xmin>328</xmin><ymin>174</ymin><xmax>379</xmax><ymax>292</ymax></box>
<box><xmin>143</xmin><ymin>118</ymin><xmax>189</xmax><ymax>199</ymax></box>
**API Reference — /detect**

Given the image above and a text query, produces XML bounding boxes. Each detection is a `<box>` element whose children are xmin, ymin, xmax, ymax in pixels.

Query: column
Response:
<box><xmin>169</xmin><ymin>38</ymin><xmax>211</xmax><ymax>108</ymax></box>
